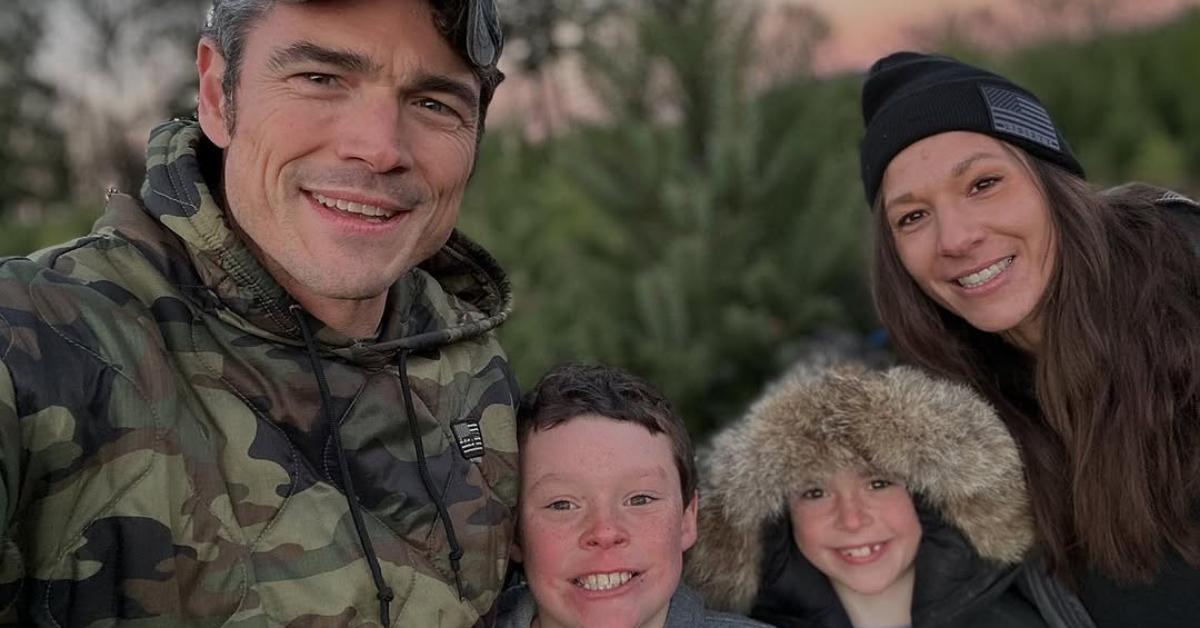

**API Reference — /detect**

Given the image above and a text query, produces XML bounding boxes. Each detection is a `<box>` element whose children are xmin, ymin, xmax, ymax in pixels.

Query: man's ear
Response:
<box><xmin>509</xmin><ymin>538</ymin><xmax>523</xmax><ymax>563</ymax></box>
<box><xmin>196</xmin><ymin>38</ymin><xmax>232</xmax><ymax>148</ymax></box>
<box><xmin>681</xmin><ymin>490</ymin><xmax>699</xmax><ymax>552</ymax></box>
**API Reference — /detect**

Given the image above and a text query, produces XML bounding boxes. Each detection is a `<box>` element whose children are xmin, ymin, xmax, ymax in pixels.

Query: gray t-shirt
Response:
<box><xmin>494</xmin><ymin>582</ymin><xmax>769</xmax><ymax>628</ymax></box>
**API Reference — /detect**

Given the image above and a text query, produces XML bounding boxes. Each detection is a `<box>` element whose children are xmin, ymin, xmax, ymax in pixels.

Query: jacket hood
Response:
<box><xmin>686</xmin><ymin>363</ymin><xmax>1033</xmax><ymax>614</ymax></box>
<box><xmin>110</xmin><ymin>119</ymin><xmax>511</xmax><ymax>363</ymax></box>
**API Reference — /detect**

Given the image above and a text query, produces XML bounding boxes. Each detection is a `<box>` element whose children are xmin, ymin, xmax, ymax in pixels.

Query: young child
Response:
<box><xmin>686</xmin><ymin>363</ymin><xmax>1085</xmax><ymax>627</ymax></box>
<box><xmin>497</xmin><ymin>363</ymin><xmax>768</xmax><ymax>628</ymax></box>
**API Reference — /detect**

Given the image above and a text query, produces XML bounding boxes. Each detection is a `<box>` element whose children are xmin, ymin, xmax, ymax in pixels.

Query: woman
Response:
<box><xmin>686</xmin><ymin>362</ymin><xmax>1076</xmax><ymax>627</ymax></box>
<box><xmin>860</xmin><ymin>51</ymin><xmax>1200</xmax><ymax>628</ymax></box>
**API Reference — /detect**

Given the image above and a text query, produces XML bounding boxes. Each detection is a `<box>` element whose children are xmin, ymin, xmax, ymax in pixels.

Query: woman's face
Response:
<box><xmin>880</xmin><ymin>131</ymin><xmax>1056</xmax><ymax>348</ymax></box>
<box><xmin>789</xmin><ymin>468</ymin><xmax>921</xmax><ymax>596</ymax></box>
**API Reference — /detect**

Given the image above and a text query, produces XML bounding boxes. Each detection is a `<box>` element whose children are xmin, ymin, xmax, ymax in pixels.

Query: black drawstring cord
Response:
<box><xmin>397</xmin><ymin>350</ymin><xmax>467</xmax><ymax>600</ymax></box>
<box><xmin>290</xmin><ymin>306</ymin><xmax>394</xmax><ymax>626</ymax></box>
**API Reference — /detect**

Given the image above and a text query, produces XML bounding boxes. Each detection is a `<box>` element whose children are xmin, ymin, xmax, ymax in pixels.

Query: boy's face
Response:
<box><xmin>514</xmin><ymin>415</ymin><xmax>698</xmax><ymax>628</ymax></box>
<box><xmin>788</xmin><ymin>467</ymin><xmax>921</xmax><ymax>597</ymax></box>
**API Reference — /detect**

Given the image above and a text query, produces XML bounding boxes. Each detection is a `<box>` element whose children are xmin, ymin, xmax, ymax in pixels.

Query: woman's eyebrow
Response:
<box><xmin>884</xmin><ymin>191</ymin><xmax>916</xmax><ymax>214</ymax></box>
<box><xmin>951</xmin><ymin>151</ymin><xmax>1001</xmax><ymax>178</ymax></box>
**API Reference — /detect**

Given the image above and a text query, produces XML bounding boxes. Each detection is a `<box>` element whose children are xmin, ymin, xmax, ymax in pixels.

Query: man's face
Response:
<box><xmin>515</xmin><ymin>416</ymin><xmax>698</xmax><ymax>628</ymax></box>
<box><xmin>197</xmin><ymin>0</ymin><xmax>480</xmax><ymax>324</ymax></box>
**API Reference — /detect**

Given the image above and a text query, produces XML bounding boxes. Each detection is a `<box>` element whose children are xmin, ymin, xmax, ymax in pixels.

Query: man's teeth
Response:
<box><xmin>312</xmin><ymin>192</ymin><xmax>395</xmax><ymax>218</ymax></box>
<box><xmin>957</xmin><ymin>256</ymin><xmax>1013</xmax><ymax>288</ymax></box>
<box><xmin>573</xmin><ymin>571</ymin><xmax>634</xmax><ymax>591</ymax></box>
<box><xmin>842</xmin><ymin>544</ymin><xmax>883</xmax><ymax>559</ymax></box>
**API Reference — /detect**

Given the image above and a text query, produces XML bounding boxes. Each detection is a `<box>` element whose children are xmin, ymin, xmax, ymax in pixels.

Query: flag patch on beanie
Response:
<box><xmin>980</xmin><ymin>85</ymin><xmax>1061</xmax><ymax>152</ymax></box>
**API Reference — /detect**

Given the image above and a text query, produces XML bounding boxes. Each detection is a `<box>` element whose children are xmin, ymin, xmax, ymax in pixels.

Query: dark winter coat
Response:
<box><xmin>992</xmin><ymin>184</ymin><xmax>1200</xmax><ymax>628</ymax></box>
<box><xmin>685</xmin><ymin>363</ymin><xmax>1091</xmax><ymax>628</ymax></box>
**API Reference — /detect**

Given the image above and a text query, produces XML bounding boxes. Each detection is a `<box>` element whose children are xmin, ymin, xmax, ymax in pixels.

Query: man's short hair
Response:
<box><xmin>517</xmin><ymin>363</ymin><xmax>698</xmax><ymax>505</ymax></box>
<box><xmin>202</xmin><ymin>0</ymin><xmax>504</xmax><ymax>132</ymax></box>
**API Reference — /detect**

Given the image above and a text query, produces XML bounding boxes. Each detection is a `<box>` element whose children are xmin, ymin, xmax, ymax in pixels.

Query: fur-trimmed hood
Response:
<box><xmin>685</xmin><ymin>363</ymin><xmax>1033</xmax><ymax>614</ymax></box>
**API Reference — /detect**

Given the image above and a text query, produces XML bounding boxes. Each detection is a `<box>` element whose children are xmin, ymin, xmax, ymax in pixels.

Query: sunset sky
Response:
<box><xmin>488</xmin><ymin>0</ymin><xmax>1200</xmax><ymax>128</ymax></box>
<box><xmin>787</xmin><ymin>0</ymin><xmax>1200</xmax><ymax>73</ymax></box>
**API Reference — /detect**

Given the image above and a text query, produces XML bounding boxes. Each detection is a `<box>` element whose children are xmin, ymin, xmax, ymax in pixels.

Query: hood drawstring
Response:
<box><xmin>397</xmin><ymin>350</ymin><xmax>468</xmax><ymax>600</ymax></box>
<box><xmin>291</xmin><ymin>306</ymin><xmax>395</xmax><ymax>626</ymax></box>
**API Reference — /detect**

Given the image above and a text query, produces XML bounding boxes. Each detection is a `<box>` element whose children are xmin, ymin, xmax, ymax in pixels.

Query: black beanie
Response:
<box><xmin>859</xmin><ymin>51</ymin><xmax>1085</xmax><ymax>205</ymax></box>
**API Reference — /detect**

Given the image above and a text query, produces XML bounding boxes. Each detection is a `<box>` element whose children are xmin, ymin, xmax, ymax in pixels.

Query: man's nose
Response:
<box><xmin>337</xmin><ymin>93</ymin><xmax>415</xmax><ymax>173</ymax></box>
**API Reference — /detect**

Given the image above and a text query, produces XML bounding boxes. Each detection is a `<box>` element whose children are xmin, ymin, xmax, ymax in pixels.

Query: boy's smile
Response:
<box><xmin>835</xmin><ymin>540</ymin><xmax>890</xmax><ymax>564</ymax></box>
<box><xmin>514</xmin><ymin>415</ymin><xmax>698</xmax><ymax>628</ymax></box>
<box><xmin>788</xmin><ymin>468</ymin><xmax>921</xmax><ymax>597</ymax></box>
<box><xmin>572</xmin><ymin>570</ymin><xmax>639</xmax><ymax>592</ymax></box>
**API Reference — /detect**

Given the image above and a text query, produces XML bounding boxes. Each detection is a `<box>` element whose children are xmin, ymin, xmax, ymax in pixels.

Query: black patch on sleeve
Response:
<box><xmin>452</xmin><ymin>420</ymin><xmax>486</xmax><ymax>460</ymax></box>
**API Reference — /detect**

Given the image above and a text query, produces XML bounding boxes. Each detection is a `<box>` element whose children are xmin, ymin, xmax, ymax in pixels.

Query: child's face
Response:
<box><xmin>514</xmin><ymin>415</ymin><xmax>698</xmax><ymax>628</ymax></box>
<box><xmin>788</xmin><ymin>467</ymin><xmax>921</xmax><ymax>597</ymax></box>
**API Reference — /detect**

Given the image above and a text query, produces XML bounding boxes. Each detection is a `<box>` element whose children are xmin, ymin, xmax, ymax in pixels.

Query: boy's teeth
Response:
<box><xmin>957</xmin><ymin>256</ymin><xmax>1013</xmax><ymax>288</ymax></box>
<box><xmin>842</xmin><ymin>544</ymin><xmax>883</xmax><ymax>558</ymax></box>
<box><xmin>575</xmin><ymin>571</ymin><xmax>634</xmax><ymax>591</ymax></box>
<box><xmin>312</xmin><ymin>192</ymin><xmax>394</xmax><ymax>218</ymax></box>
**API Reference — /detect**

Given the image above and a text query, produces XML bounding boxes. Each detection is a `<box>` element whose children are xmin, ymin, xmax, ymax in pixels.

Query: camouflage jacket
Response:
<box><xmin>0</xmin><ymin>120</ymin><xmax>519</xmax><ymax>627</ymax></box>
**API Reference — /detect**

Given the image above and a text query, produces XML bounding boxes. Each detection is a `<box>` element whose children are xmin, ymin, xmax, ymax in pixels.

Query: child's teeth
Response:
<box><xmin>576</xmin><ymin>571</ymin><xmax>634</xmax><ymax>591</ymax></box>
<box><xmin>843</xmin><ymin>544</ymin><xmax>883</xmax><ymax>558</ymax></box>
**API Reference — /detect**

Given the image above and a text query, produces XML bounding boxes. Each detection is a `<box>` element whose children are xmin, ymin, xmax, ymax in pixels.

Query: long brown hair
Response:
<box><xmin>872</xmin><ymin>148</ymin><xmax>1200</xmax><ymax>583</ymax></box>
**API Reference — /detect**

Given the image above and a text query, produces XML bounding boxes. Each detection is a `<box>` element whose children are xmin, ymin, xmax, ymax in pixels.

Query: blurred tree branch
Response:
<box><xmin>36</xmin><ymin>0</ymin><xmax>209</xmax><ymax>198</ymax></box>
<box><xmin>0</xmin><ymin>0</ymin><xmax>71</xmax><ymax>223</ymax></box>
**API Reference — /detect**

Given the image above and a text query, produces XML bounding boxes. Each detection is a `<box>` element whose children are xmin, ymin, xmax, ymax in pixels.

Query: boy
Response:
<box><xmin>685</xmin><ymin>362</ymin><xmax>1067</xmax><ymax>627</ymax></box>
<box><xmin>498</xmin><ymin>363</ymin><xmax>766</xmax><ymax>628</ymax></box>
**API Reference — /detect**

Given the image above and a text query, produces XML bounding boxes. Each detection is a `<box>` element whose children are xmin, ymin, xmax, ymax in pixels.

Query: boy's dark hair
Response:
<box><xmin>518</xmin><ymin>363</ymin><xmax>697</xmax><ymax>505</ymax></box>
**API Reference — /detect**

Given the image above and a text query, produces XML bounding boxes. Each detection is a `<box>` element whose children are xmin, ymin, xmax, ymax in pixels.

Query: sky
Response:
<box><xmin>785</xmin><ymin>0</ymin><xmax>1200</xmax><ymax>73</ymax></box>
<box><xmin>488</xmin><ymin>0</ymin><xmax>1200</xmax><ymax>130</ymax></box>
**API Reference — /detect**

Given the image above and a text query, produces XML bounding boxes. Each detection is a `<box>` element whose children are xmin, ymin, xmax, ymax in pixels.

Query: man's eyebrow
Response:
<box><xmin>267</xmin><ymin>41</ymin><xmax>381</xmax><ymax>76</ymax></box>
<box><xmin>411</xmin><ymin>73</ymin><xmax>480</xmax><ymax>113</ymax></box>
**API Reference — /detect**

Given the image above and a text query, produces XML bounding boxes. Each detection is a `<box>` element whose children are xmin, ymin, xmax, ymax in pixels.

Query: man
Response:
<box><xmin>0</xmin><ymin>1</ymin><xmax>517</xmax><ymax>625</ymax></box>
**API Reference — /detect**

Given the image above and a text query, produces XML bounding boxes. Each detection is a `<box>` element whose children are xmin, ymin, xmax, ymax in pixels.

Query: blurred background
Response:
<box><xmin>3</xmin><ymin>0</ymin><xmax>1199</xmax><ymax>435</ymax></box>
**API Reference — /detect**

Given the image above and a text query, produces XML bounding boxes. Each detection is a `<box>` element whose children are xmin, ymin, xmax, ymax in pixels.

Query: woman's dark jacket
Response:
<box><xmin>684</xmin><ymin>364</ymin><xmax>1095</xmax><ymax>628</ymax></box>
<box><xmin>1000</xmin><ymin>183</ymin><xmax>1200</xmax><ymax>628</ymax></box>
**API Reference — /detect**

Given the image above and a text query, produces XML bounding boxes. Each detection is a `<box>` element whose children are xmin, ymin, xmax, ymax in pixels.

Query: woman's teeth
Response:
<box><xmin>573</xmin><ymin>571</ymin><xmax>635</xmax><ymax>591</ymax></box>
<box><xmin>312</xmin><ymin>192</ymin><xmax>395</xmax><ymax>219</ymax></box>
<box><xmin>957</xmin><ymin>256</ymin><xmax>1013</xmax><ymax>288</ymax></box>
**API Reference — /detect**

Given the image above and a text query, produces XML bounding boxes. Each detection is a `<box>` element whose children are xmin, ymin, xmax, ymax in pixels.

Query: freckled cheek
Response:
<box><xmin>520</xmin><ymin>518</ymin><xmax>579</xmax><ymax>579</ymax></box>
<box><xmin>638</xmin><ymin>513</ymin><xmax>687</xmax><ymax>557</ymax></box>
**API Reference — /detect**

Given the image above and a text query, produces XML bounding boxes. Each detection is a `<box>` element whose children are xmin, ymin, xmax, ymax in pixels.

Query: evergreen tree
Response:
<box><xmin>0</xmin><ymin>0</ymin><xmax>71</xmax><ymax>224</ymax></box>
<box><xmin>465</xmin><ymin>0</ymin><xmax>873</xmax><ymax>433</ymax></box>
